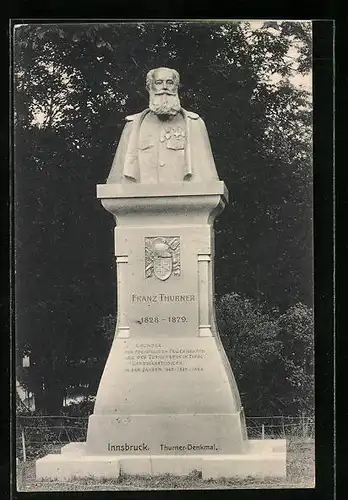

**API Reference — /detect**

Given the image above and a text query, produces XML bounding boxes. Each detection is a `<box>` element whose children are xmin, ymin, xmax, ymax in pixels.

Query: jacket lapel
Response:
<box><xmin>123</xmin><ymin>109</ymin><xmax>150</xmax><ymax>181</ymax></box>
<box><xmin>182</xmin><ymin>109</ymin><xmax>193</xmax><ymax>180</ymax></box>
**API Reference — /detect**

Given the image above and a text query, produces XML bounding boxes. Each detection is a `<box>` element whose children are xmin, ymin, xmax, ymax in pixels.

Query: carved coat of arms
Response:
<box><xmin>145</xmin><ymin>237</ymin><xmax>181</xmax><ymax>281</ymax></box>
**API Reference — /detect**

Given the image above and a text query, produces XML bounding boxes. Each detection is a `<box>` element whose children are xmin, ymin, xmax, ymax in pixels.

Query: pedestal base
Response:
<box><xmin>36</xmin><ymin>439</ymin><xmax>286</xmax><ymax>481</ymax></box>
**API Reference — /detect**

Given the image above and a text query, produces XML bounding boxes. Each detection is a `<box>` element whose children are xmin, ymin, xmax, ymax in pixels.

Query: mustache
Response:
<box><xmin>154</xmin><ymin>90</ymin><xmax>176</xmax><ymax>95</ymax></box>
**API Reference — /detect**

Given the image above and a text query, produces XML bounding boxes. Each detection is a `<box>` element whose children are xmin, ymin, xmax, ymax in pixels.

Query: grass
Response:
<box><xmin>16</xmin><ymin>439</ymin><xmax>315</xmax><ymax>491</ymax></box>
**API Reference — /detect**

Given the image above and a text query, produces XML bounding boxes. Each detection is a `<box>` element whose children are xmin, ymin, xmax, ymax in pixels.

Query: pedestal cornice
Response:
<box><xmin>96</xmin><ymin>181</ymin><xmax>229</xmax><ymax>226</ymax></box>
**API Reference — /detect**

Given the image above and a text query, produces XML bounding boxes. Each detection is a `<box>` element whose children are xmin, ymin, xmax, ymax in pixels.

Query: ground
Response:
<box><xmin>16</xmin><ymin>439</ymin><xmax>315</xmax><ymax>491</ymax></box>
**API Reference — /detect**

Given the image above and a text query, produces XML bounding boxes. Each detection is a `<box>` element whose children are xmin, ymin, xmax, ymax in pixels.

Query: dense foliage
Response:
<box><xmin>14</xmin><ymin>21</ymin><xmax>313</xmax><ymax>415</ymax></box>
<box><xmin>217</xmin><ymin>293</ymin><xmax>314</xmax><ymax>416</ymax></box>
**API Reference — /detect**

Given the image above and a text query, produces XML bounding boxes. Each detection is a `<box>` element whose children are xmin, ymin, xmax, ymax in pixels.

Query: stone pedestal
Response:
<box><xmin>36</xmin><ymin>181</ymin><xmax>286</xmax><ymax>481</ymax></box>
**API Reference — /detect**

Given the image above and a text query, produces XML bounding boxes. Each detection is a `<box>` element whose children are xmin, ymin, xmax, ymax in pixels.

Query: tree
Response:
<box><xmin>14</xmin><ymin>21</ymin><xmax>313</xmax><ymax>413</ymax></box>
<box><xmin>216</xmin><ymin>293</ymin><xmax>314</xmax><ymax>416</ymax></box>
<box><xmin>275</xmin><ymin>303</ymin><xmax>314</xmax><ymax>416</ymax></box>
<box><xmin>216</xmin><ymin>292</ymin><xmax>282</xmax><ymax>415</ymax></box>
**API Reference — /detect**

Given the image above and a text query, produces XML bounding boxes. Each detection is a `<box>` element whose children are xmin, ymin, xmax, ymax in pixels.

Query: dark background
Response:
<box><xmin>13</xmin><ymin>21</ymin><xmax>314</xmax><ymax>417</ymax></box>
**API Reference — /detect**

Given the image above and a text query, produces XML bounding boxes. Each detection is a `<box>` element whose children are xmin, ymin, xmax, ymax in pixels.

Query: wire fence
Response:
<box><xmin>16</xmin><ymin>414</ymin><xmax>315</xmax><ymax>462</ymax></box>
<box><xmin>245</xmin><ymin>415</ymin><xmax>315</xmax><ymax>440</ymax></box>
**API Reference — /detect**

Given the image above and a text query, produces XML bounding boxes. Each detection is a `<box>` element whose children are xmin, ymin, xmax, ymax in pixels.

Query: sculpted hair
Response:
<box><xmin>146</xmin><ymin>68</ymin><xmax>180</xmax><ymax>91</ymax></box>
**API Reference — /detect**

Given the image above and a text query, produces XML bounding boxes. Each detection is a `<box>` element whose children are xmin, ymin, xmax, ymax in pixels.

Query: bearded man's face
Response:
<box><xmin>148</xmin><ymin>69</ymin><xmax>181</xmax><ymax>116</ymax></box>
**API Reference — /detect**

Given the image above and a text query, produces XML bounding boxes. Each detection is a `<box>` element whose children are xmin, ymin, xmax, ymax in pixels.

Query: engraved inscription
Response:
<box><xmin>160</xmin><ymin>443</ymin><xmax>218</xmax><ymax>452</ymax></box>
<box><xmin>123</xmin><ymin>343</ymin><xmax>206</xmax><ymax>373</ymax></box>
<box><xmin>131</xmin><ymin>293</ymin><xmax>195</xmax><ymax>303</ymax></box>
<box><xmin>145</xmin><ymin>237</ymin><xmax>180</xmax><ymax>281</ymax></box>
<box><xmin>136</xmin><ymin>316</ymin><xmax>187</xmax><ymax>324</ymax></box>
<box><xmin>106</xmin><ymin>441</ymin><xmax>218</xmax><ymax>454</ymax></box>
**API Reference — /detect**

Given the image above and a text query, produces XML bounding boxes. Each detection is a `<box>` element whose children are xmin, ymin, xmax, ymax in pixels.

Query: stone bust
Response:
<box><xmin>106</xmin><ymin>67</ymin><xmax>220</xmax><ymax>184</ymax></box>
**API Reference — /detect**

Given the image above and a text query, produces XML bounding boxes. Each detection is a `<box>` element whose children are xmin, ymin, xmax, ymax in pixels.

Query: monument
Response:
<box><xmin>36</xmin><ymin>68</ymin><xmax>286</xmax><ymax>481</ymax></box>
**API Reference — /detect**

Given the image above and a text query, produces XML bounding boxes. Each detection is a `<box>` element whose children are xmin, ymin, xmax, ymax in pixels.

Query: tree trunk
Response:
<box><xmin>42</xmin><ymin>376</ymin><xmax>65</xmax><ymax>415</ymax></box>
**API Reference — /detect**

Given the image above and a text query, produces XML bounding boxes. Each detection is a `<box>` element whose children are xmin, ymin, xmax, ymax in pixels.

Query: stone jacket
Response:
<box><xmin>106</xmin><ymin>108</ymin><xmax>220</xmax><ymax>183</ymax></box>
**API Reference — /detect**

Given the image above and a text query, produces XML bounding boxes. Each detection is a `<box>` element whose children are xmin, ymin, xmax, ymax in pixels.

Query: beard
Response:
<box><xmin>149</xmin><ymin>91</ymin><xmax>181</xmax><ymax>116</ymax></box>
